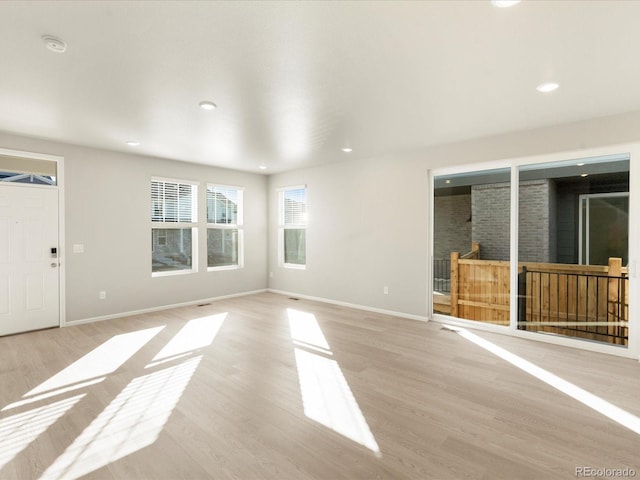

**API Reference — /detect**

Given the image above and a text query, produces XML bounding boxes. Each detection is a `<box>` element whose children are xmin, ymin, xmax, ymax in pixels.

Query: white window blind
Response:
<box><xmin>151</xmin><ymin>180</ymin><xmax>195</xmax><ymax>223</ymax></box>
<box><xmin>279</xmin><ymin>186</ymin><xmax>307</xmax><ymax>267</ymax></box>
<box><xmin>282</xmin><ymin>188</ymin><xmax>307</xmax><ymax>226</ymax></box>
<box><xmin>151</xmin><ymin>178</ymin><xmax>197</xmax><ymax>276</ymax></box>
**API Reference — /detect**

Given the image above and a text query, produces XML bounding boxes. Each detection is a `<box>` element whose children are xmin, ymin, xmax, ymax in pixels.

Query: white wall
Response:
<box><xmin>3</xmin><ymin>108</ymin><xmax>640</xmax><ymax>323</ymax></box>
<box><xmin>0</xmin><ymin>131</ymin><xmax>268</xmax><ymax>322</ymax></box>
<box><xmin>268</xmin><ymin>110</ymin><xmax>640</xmax><ymax>318</ymax></box>
<box><xmin>268</xmin><ymin>155</ymin><xmax>429</xmax><ymax>316</ymax></box>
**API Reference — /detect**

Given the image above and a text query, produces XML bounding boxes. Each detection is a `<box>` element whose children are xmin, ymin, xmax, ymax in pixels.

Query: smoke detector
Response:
<box><xmin>42</xmin><ymin>35</ymin><xmax>67</xmax><ymax>53</ymax></box>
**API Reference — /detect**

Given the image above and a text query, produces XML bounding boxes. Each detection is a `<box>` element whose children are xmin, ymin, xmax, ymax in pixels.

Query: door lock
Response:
<box><xmin>51</xmin><ymin>263</ymin><xmax>58</xmax><ymax>268</ymax></box>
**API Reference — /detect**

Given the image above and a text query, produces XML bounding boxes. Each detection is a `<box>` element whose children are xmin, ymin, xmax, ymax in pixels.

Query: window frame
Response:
<box><xmin>151</xmin><ymin>177</ymin><xmax>199</xmax><ymax>277</ymax></box>
<box><xmin>429</xmin><ymin>143</ymin><xmax>639</xmax><ymax>359</ymax></box>
<box><xmin>0</xmin><ymin>154</ymin><xmax>58</xmax><ymax>186</ymax></box>
<box><xmin>206</xmin><ymin>183</ymin><xmax>244</xmax><ymax>271</ymax></box>
<box><xmin>278</xmin><ymin>185</ymin><xmax>307</xmax><ymax>269</ymax></box>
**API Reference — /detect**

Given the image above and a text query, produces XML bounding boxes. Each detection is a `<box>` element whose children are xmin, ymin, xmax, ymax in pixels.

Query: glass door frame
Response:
<box><xmin>578</xmin><ymin>192</ymin><xmax>629</xmax><ymax>266</ymax></box>
<box><xmin>428</xmin><ymin>143</ymin><xmax>639</xmax><ymax>360</ymax></box>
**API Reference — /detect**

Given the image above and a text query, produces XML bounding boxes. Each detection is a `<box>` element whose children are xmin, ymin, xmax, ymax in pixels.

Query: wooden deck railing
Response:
<box><xmin>518</xmin><ymin>259</ymin><xmax>628</xmax><ymax>345</ymax></box>
<box><xmin>460</xmin><ymin>242</ymin><xmax>480</xmax><ymax>260</ymax></box>
<box><xmin>444</xmin><ymin>246</ymin><xmax>628</xmax><ymax>345</ymax></box>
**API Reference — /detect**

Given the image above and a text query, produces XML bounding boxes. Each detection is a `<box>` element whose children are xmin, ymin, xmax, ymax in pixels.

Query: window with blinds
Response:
<box><xmin>151</xmin><ymin>178</ymin><xmax>198</xmax><ymax>275</ymax></box>
<box><xmin>279</xmin><ymin>186</ymin><xmax>307</xmax><ymax>267</ymax></box>
<box><xmin>151</xmin><ymin>180</ymin><xmax>195</xmax><ymax>223</ymax></box>
<box><xmin>207</xmin><ymin>185</ymin><xmax>244</xmax><ymax>269</ymax></box>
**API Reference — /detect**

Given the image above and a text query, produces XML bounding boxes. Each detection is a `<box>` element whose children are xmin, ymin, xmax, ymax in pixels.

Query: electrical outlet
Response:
<box><xmin>383</xmin><ymin>286</ymin><xmax>389</xmax><ymax>295</ymax></box>
<box><xmin>99</xmin><ymin>291</ymin><xmax>106</xmax><ymax>300</ymax></box>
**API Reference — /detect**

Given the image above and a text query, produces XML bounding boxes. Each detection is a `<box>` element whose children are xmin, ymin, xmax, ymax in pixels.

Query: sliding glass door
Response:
<box><xmin>517</xmin><ymin>155</ymin><xmax>629</xmax><ymax>346</ymax></box>
<box><xmin>433</xmin><ymin>168</ymin><xmax>510</xmax><ymax>326</ymax></box>
<box><xmin>432</xmin><ymin>149</ymin><xmax>635</xmax><ymax>354</ymax></box>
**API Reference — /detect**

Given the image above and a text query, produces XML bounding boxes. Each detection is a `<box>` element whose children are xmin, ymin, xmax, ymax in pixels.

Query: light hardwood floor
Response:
<box><xmin>1</xmin><ymin>292</ymin><xmax>639</xmax><ymax>480</ymax></box>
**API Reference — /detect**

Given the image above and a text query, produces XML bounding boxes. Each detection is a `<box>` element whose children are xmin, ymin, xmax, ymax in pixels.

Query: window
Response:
<box><xmin>432</xmin><ymin>150</ymin><xmax>635</xmax><ymax>352</ymax></box>
<box><xmin>517</xmin><ymin>155</ymin><xmax>630</xmax><ymax>346</ymax></box>
<box><xmin>207</xmin><ymin>185</ymin><xmax>243</xmax><ymax>269</ymax></box>
<box><xmin>433</xmin><ymin>168</ymin><xmax>511</xmax><ymax>326</ymax></box>
<box><xmin>0</xmin><ymin>154</ymin><xmax>57</xmax><ymax>185</ymax></box>
<box><xmin>151</xmin><ymin>178</ymin><xmax>198</xmax><ymax>275</ymax></box>
<box><xmin>279</xmin><ymin>186</ymin><xmax>307</xmax><ymax>268</ymax></box>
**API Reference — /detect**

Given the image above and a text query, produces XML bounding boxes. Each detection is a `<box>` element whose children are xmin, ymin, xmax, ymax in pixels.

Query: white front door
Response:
<box><xmin>0</xmin><ymin>184</ymin><xmax>59</xmax><ymax>335</ymax></box>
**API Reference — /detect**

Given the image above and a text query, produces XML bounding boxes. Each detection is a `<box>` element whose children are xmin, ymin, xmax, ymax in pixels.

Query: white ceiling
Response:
<box><xmin>2</xmin><ymin>0</ymin><xmax>640</xmax><ymax>174</ymax></box>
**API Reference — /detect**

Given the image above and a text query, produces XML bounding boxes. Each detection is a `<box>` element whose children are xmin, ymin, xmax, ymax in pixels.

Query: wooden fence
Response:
<box><xmin>518</xmin><ymin>259</ymin><xmax>628</xmax><ymax>345</ymax></box>
<box><xmin>443</xmin><ymin>248</ymin><xmax>629</xmax><ymax>345</ymax></box>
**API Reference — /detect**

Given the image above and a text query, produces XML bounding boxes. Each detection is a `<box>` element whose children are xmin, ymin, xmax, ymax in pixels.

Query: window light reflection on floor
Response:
<box><xmin>25</xmin><ymin>327</ymin><xmax>165</xmax><ymax>398</ymax></box>
<box><xmin>287</xmin><ymin>308</ymin><xmax>331</xmax><ymax>351</ymax></box>
<box><xmin>287</xmin><ymin>309</ymin><xmax>380</xmax><ymax>454</ymax></box>
<box><xmin>294</xmin><ymin>348</ymin><xmax>380</xmax><ymax>453</ymax></box>
<box><xmin>0</xmin><ymin>394</ymin><xmax>85</xmax><ymax>471</ymax></box>
<box><xmin>1</xmin><ymin>313</ymin><xmax>226</xmax><ymax>479</ymax></box>
<box><xmin>147</xmin><ymin>313</ymin><xmax>227</xmax><ymax>367</ymax></box>
<box><xmin>446</xmin><ymin>325</ymin><xmax>640</xmax><ymax>436</ymax></box>
<box><xmin>2</xmin><ymin>378</ymin><xmax>104</xmax><ymax>412</ymax></box>
<box><xmin>39</xmin><ymin>356</ymin><xmax>202</xmax><ymax>480</ymax></box>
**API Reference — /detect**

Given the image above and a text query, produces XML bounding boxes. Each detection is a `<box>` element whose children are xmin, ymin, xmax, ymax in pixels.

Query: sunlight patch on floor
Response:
<box><xmin>294</xmin><ymin>348</ymin><xmax>380</xmax><ymax>452</ymax></box>
<box><xmin>448</xmin><ymin>325</ymin><xmax>640</xmax><ymax>435</ymax></box>
<box><xmin>147</xmin><ymin>313</ymin><xmax>226</xmax><ymax>367</ymax></box>
<box><xmin>0</xmin><ymin>394</ymin><xmax>85</xmax><ymax>471</ymax></box>
<box><xmin>287</xmin><ymin>308</ymin><xmax>380</xmax><ymax>453</ymax></box>
<box><xmin>39</xmin><ymin>356</ymin><xmax>201</xmax><ymax>480</ymax></box>
<box><xmin>2</xmin><ymin>378</ymin><xmax>104</xmax><ymax>412</ymax></box>
<box><xmin>25</xmin><ymin>326</ymin><xmax>165</xmax><ymax>398</ymax></box>
<box><xmin>288</xmin><ymin>308</ymin><xmax>330</xmax><ymax>350</ymax></box>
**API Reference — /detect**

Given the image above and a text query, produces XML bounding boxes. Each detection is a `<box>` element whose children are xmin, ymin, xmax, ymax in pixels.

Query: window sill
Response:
<box><xmin>207</xmin><ymin>265</ymin><xmax>241</xmax><ymax>272</ymax></box>
<box><xmin>152</xmin><ymin>268</ymin><xmax>196</xmax><ymax>278</ymax></box>
<box><xmin>283</xmin><ymin>263</ymin><xmax>306</xmax><ymax>270</ymax></box>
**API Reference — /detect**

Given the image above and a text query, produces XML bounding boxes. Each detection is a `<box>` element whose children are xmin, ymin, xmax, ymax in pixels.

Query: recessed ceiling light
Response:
<box><xmin>581</xmin><ymin>173</ymin><xmax>588</xmax><ymax>177</ymax></box>
<box><xmin>126</xmin><ymin>141</ymin><xmax>140</xmax><ymax>147</ymax></box>
<box><xmin>341</xmin><ymin>147</ymin><xmax>353</xmax><ymax>153</ymax></box>
<box><xmin>445</xmin><ymin>180</ymin><xmax>451</xmax><ymax>184</ymax></box>
<box><xmin>491</xmin><ymin>0</ymin><xmax>521</xmax><ymax>7</ymax></box>
<box><xmin>199</xmin><ymin>101</ymin><xmax>217</xmax><ymax>110</ymax></box>
<box><xmin>536</xmin><ymin>82</ymin><xmax>559</xmax><ymax>93</ymax></box>
<box><xmin>42</xmin><ymin>35</ymin><xmax>67</xmax><ymax>53</ymax></box>
<box><xmin>577</xmin><ymin>162</ymin><xmax>585</xmax><ymax>166</ymax></box>
<box><xmin>258</xmin><ymin>165</ymin><xmax>267</xmax><ymax>170</ymax></box>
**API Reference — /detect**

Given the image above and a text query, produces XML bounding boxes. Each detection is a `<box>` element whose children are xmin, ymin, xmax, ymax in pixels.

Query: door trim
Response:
<box><xmin>0</xmin><ymin>147</ymin><xmax>65</xmax><ymax>328</ymax></box>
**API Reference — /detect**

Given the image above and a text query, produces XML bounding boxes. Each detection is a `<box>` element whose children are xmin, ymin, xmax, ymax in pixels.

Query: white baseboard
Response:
<box><xmin>267</xmin><ymin>289</ymin><xmax>428</xmax><ymax>322</ymax></box>
<box><xmin>65</xmin><ymin>289</ymin><xmax>268</xmax><ymax>327</ymax></box>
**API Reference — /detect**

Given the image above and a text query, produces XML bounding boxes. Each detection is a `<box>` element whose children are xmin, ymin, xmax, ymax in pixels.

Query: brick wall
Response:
<box><xmin>471</xmin><ymin>182</ymin><xmax>511</xmax><ymax>260</ymax></box>
<box><xmin>434</xmin><ymin>193</ymin><xmax>472</xmax><ymax>259</ymax></box>
<box><xmin>518</xmin><ymin>179</ymin><xmax>552</xmax><ymax>262</ymax></box>
<box><xmin>437</xmin><ymin>180</ymin><xmax>554</xmax><ymax>263</ymax></box>
<box><xmin>470</xmin><ymin>179</ymin><xmax>553</xmax><ymax>262</ymax></box>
